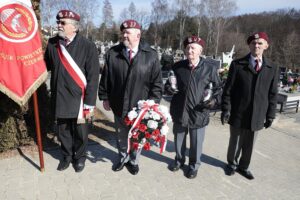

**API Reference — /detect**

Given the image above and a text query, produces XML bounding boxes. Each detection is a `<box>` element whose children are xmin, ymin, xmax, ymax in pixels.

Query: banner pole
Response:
<box><xmin>33</xmin><ymin>91</ymin><xmax>45</xmax><ymax>172</ymax></box>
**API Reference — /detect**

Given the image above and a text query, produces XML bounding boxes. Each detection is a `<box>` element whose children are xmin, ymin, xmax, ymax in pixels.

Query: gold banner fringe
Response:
<box><xmin>0</xmin><ymin>71</ymin><xmax>48</xmax><ymax>106</ymax></box>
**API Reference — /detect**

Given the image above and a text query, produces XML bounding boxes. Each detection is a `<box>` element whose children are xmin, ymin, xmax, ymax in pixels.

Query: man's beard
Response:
<box><xmin>57</xmin><ymin>30</ymin><xmax>65</xmax><ymax>38</ymax></box>
<box><xmin>123</xmin><ymin>40</ymin><xmax>129</xmax><ymax>47</ymax></box>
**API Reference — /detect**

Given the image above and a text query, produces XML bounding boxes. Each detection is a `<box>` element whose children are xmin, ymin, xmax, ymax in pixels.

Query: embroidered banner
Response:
<box><xmin>0</xmin><ymin>0</ymin><xmax>47</xmax><ymax>106</ymax></box>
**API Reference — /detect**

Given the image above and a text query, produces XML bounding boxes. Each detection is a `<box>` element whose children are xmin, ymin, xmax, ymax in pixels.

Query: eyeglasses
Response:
<box><xmin>56</xmin><ymin>21</ymin><xmax>70</xmax><ymax>25</ymax></box>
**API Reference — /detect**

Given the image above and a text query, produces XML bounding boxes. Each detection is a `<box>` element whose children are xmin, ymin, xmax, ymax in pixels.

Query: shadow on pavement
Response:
<box><xmin>201</xmin><ymin>154</ymin><xmax>227</xmax><ymax>169</ymax></box>
<box><xmin>17</xmin><ymin>148</ymin><xmax>41</xmax><ymax>170</ymax></box>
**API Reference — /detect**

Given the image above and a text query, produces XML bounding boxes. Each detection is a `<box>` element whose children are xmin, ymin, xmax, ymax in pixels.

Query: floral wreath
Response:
<box><xmin>124</xmin><ymin>100</ymin><xmax>172</xmax><ymax>154</ymax></box>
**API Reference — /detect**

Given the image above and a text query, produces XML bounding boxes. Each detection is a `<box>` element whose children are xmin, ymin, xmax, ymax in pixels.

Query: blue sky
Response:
<box><xmin>105</xmin><ymin>0</ymin><xmax>300</xmax><ymax>20</ymax></box>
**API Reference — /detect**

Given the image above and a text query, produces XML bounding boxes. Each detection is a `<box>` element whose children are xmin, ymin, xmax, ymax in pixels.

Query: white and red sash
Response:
<box><xmin>56</xmin><ymin>42</ymin><xmax>87</xmax><ymax>123</ymax></box>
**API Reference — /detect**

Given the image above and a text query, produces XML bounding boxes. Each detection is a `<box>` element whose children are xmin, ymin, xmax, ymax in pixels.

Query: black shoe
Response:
<box><xmin>112</xmin><ymin>162</ymin><xmax>126</xmax><ymax>172</ymax></box>
<box><xmin>57</xmin><ymin>159</ymin><xmax>71</xmax><ymax>171</ymax></box>
<box><xmin>126</xmin><ymin>162</ymin><xmax>139</xmax><ymax>175</ymax></box>
<box><xmin>237</xmin><ymin>168</ymin><xmax>254</xmax><ymax>180</ymax></box>
<box><xmin>224</xmin><ymin>165</ymin><xmax>235</xmax><ymax>176</ymax></box>
<box><xmin>169</xmin><ymin>163</ymin><xmax>184</xmax><ymax>172</ymax></box>
<box><xmin>73</xmin><ymin>161</ymin><xmax>85</xmax><ymax>173</ymax></box>
<box><xmin>186</xmin><ymin>169</ymin><xmax>198</xmax><ymax>179</ymax></box>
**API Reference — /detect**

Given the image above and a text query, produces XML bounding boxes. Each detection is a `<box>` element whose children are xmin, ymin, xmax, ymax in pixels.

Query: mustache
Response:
<box><xmin>57</xmin><ymin>30</ymin><xmax>65</xmax><ymax>38</ymax></box>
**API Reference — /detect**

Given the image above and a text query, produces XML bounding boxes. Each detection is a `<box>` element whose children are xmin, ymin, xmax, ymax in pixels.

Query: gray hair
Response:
<box><xmin>71</xmin><ymin>19</ymin><xmax>80</xmax><ymax>32</ymax></box>
<box><xmin>63</xmin><ymin>19</ymin><xmax>80</xmax><ymax>32</ymax></box>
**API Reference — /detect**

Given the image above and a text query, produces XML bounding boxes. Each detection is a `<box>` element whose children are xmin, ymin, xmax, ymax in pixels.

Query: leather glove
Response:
<box><xmin>221</xmin><ymin>111</ymin><xmax>230</xmax><ymax>125</ymax></box>
<box><xmin>264</xmin><ymin>118</ymin><xmax>273</xmax><ymax>129</ymax></box>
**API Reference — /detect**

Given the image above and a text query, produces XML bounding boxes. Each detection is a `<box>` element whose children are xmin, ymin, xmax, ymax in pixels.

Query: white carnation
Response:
<box><xmin>146</xmin><ymin>99</ymin><xmax>156</xmax><ymax>106</ymax></box>
<box><xmin>147</xmin><ymin>120</ymin><xmax>158</xmax><ymax>129</ymax></box>
<box><xmin>137</xmin><ymin>100</ymin><xmax>146</xmax><ymax>109</ymax></box>
<box><xmin>152</xmin><ymin>112</ymin><xmax>161</xmax><ymax>120</ymax></box>
<box><xmin>160</xmin><ymin>125</ymin><xmax>169</xmax><ymax>135</ymax></box>
<box><xmin>128</xmin><ymin>110</ymin><xmax>138</xmax><ymax>121</ymax></box>
<box><xmin>144</xmin><ymin>112</ymin><xmax>150</xmax><ymax>119</ymax></box>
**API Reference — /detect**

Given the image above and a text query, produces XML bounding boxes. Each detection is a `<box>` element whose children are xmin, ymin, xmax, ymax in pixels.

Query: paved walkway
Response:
<box><xmin>1</xmin><ymin>99</ymin><xmax>300</xmax><ymax>200</ymax></box>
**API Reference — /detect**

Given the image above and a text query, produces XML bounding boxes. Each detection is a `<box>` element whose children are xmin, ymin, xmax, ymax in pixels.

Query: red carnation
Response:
<box><xmin>152</xmin><ymin>129</ymin><xmax>160</xmax><ymax>137</ymax></box>
<box><xmin>132</xmin><ymin>142</ymin><xmax>139</xmax><ymax>150</ymax></box>
<box><xmin>145</xmin><ymin>132</ymin><xmax>151</xmax><ymax>139</ymax></box>
<box><xmin>132</xmin><ymin>132</ymin><xmax>139</xmax><ymax>139</ymax></box>
<box><xmin>139</xmin><ymin>124</ymin><xmax>147</xmax><ymax>132</ymax></box>
<box><xmin>143</xmin><ymin>142</ymin><xmax>151</xmax><ymax>150</ymax></box>
<box><xmin>124</xmin><ymin>116</ymin><xmax>132</xmax><ymax>126</ymax></box>
<box><xmin>155</xmin><ymin>136</ymin><xmax>161</xmax><ymax>142</ymax></box>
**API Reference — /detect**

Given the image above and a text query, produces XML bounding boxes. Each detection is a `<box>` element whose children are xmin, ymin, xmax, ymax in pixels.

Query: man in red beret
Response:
<box><xmin>221</xmin><ymin>32</ymin><xmax>278</xmax><ymax>180</ymax></box>
<box><xmin>165</xmin><ymin>36</ymin><xmax>222</xmax><ymax>179</ymax></box>
<box><xmin>44</xmin><ymin>10</ymin><xmax>100</xmax><ymax>172</ymax></box>
<box><xmin>98</xmin><ymin>19</ymin><xmax>163</xmax><ymax>175</ymax></box>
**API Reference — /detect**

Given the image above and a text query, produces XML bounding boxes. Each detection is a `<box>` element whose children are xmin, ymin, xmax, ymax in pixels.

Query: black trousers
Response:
<box><xmin>57</xmin><ymin>118</ymin><xmax>88</xmax><ymax>163</ymax></box>
<box><xmin>227</xmin><ymin>125</ymin><xmax>258</xmax><ymax>170</ymax></box>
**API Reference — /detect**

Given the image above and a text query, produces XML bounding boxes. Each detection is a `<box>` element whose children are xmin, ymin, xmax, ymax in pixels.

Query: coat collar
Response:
<box><xmin>238</xmin><ymin>53</ymin><xmax>273</xmax><ymax>74</ymax></box>
<box><xmin>184</xmin><ymin>57</ymin><xmax>205</xmax><ymax>69</ymax></box>
<box><xmin>119</xmin><ymin>41</ymin><xmax>152</xmax><ymax>62</ymax></box>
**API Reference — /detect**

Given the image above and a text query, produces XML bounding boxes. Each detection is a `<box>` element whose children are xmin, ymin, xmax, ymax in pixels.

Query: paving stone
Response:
<box><xmin>0</xmin><ymin>102</ymin><xmax>300</xmax><ymax>200</ymax></box>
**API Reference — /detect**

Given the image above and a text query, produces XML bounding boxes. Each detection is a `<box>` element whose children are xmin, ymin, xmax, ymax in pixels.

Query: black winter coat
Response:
<box><xmin>98</xmin><ymin>42</ymin><xmax>163</xmax><ymax>118</ymax></box>
<box><xmin>222</xmin><ymin>54</ymin><xmax>278</xmax><ymax>131</ymax></box>
<box><xmin>44</xmin><ymin>34</ymin><xmax>100</xmax><ymax>119</ymax></box>
<box><xmin>165</xmin><ymin>58</ymin><xmax>222</xmax><ymax>128</ymax></box>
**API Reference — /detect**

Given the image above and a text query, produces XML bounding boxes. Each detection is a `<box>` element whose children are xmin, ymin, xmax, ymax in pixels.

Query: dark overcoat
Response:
<box><xmin>222</xmin><ymin>53</ymin><xmax>278</xmax><ymax>131</ymax></box>
<box><xmin>166</xmin><ymin>58</ymin><xmax>222</xmax><ymax>128</ymax></box>
<box><xmin>98</xmin><ymin>42</ymin><xmax>163</xmax><ymax>118</ymax></box>
<box><xmin>44</xmin><ymin>34</ymin><xmax>100</xmax><ymax>119</ymax></box>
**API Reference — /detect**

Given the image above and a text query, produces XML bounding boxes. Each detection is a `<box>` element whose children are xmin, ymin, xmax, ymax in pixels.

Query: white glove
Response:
<box><xmin>83</xmin><ymin>104</ymin><xmax>94</xmax><ymax>112</ymax></box>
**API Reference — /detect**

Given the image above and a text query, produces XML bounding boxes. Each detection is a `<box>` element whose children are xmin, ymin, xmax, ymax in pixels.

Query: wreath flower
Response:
<box><xmin>125</xmin><ymin>100</ymin><xmax>172</xmax><ymax>154</ymax></box>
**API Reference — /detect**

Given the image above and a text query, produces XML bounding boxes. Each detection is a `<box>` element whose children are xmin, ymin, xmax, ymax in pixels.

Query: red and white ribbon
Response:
<box><xmin>57</xmin><ymin>43</ymin><xmax>87</xmax><ymax>122</ymax></box>
<box><xmin>127</xmin><ymin>102</ymin><xmax>167</xmax><ymax>153</ymax></box>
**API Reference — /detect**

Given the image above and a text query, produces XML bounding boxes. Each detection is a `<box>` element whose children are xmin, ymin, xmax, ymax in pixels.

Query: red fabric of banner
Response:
<box><xmin>0</xmin><ymin>1</ymin><xmax>47</xmax><ymax>106</ymax></box>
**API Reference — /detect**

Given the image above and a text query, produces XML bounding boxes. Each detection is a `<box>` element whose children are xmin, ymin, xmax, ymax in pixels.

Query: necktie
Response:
<box><xmin>190</xmin><ymin>64</ymin><xmax>196</xmax><ymax>70</ymax></box>
<box><xmin>255</xmin><ymin>59</ymin><xmax>260</xmax><ymax>72</ymax></box>
<box><xmin>64</xmin><ymin>38</ymin><xmax>70</xmax><ymax>46</ymax></box>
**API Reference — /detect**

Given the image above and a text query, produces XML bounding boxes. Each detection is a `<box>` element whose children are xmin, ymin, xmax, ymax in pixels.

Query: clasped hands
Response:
<box><xmin>195</xmin><ymin>98</ymin><xmax>216</xmax><ymax>111</ymax></box>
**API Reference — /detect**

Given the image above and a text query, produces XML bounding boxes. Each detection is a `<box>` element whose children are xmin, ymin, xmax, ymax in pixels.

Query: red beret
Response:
<box><xmin>56</xmin><ymin>10</ymin><xmax>80</xmax><ymax>21</ymax></box>
<box><xmin>247</xmin><ymin>32</ymin><xmax>269</xmax><ymax>44</ymax></box>
<box><xmin>120</xmin><ymin>19</ymin><xmax>141</xmax><ymax>31</ymax></box>
<box><xmin>183</xmin><ymin>36</ymin><xmax>205</xmax><ymax>49</ymax></box>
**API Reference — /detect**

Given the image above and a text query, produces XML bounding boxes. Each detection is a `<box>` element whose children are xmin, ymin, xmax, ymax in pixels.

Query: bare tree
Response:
<box><xmin>40</xmin><ymin>0</ymin><xmax>62</xmax><ymax>36</ymax></box>
<box><xmin>118</xmin><ymin>4</ymin><xmax>149</xmax><ymax>31</ymax></box>
<box><xmin>128</xmin><ymin>2</ymin><xmax>137</xmax><ymax>19</ymax></box>
<box><xmin>195</xmin><ymin>1</ymin><xmax>205</xmax><ymax>37</ymax></box>
<box><xmin>282</xmin><ymin>31</ymin><xmax>300</xmax><ymax>70</ymax></box>
<box><xmin>40</xmin><ymin>0</ymin><xmax>100</xmax><ymax>38</ymax></box>
<box><xmin>135</xmin><ymin>10</ymin><xmax>150</xmax><ymax>30</ymax></box>
<box><xmin>172</xmin><ymin>0</ymin><xmax>194</xmax><ymax>49</ymax></box>
<box><xmin>102</xmin><ymin>0</ymin><xmax>114</xmax><ymax>41</ymax></box>
<box><xmin>119</xmin><ymin>8</ymin><xmax>129</xmax><ymax>23</ymax></box>
<box><xmin>103</xmin><ymin>0</ymin><xmax>114</xmax><ymax>27</ymax></box>
<box><xmin>202</xmin><ymin>0</ymin><xmax>237</xmax><ymax>55</ymax></box>
<box><xmin>151</xmin><ymin>0</ymin><xmax>169</xmax><ymax>46</ymax></box>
